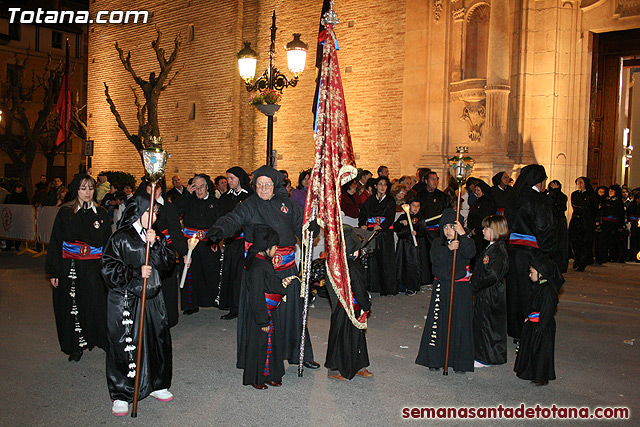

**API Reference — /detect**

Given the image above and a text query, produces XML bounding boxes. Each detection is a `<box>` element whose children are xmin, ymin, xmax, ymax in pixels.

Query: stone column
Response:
<box><xmin>484</xmin><ymin>0</ymin><xmax>511</xmax><ymax>156</ymax></box>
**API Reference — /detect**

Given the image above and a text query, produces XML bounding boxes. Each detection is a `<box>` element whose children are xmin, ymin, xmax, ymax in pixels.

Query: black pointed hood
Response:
<box><xmin>530</xmin><ymin>253</ymin><xmax>564</xmax><ymax>290</ymax></box>
<box><xmin>252</xmin><ymin>165</ymin><xmax>288</xmax><ymax>198</ymax></box>
<box><xmin>117</xmin><ymin>191</ymin><xmax>155</xmax><ymax>230</ymax></box>
<box><xmin>245</xmin><ymin>224</ymin><xmax>280</xmax><ymax>268</ymax></box>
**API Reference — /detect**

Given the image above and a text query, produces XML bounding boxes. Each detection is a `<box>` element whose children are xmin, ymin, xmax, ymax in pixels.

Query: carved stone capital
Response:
<box><xmin>460</xmin><ymin>100</ymin><xmax>486</xmax><ymax>142</ymax></box>
<box><xmin>434</xmin><ymin>0</ymin><xmax>444</xmax><ymax>22</ymax></box>
<box><xmin>452</xmin><ymin>7</ymin><xmax>466</xmax><ymax>21</ymax></box>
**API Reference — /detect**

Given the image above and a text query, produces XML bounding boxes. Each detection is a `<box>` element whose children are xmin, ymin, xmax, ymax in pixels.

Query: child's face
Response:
<box><xmin>409</xmin><ymin>201</ymin><xmax>420</xmax><ymax>215</ymax></box>
<box><xmin>482</xmin><ymin>226</ymin><xmax>493</xmax><ymax>242</ymax></box>
<box><xmin>266</xmin><ymin>245</ymin><xmax>278</xmax><ymax>258</ymax></box>
<box><xmin>443</xmin><ymin>223</ymin><xmax>456</xmax><ymax>240</ymax></box>
<box><xmin>529</xmin><ymin>266</ymin><xmax>539</xmax><ymax>282</ymax></box>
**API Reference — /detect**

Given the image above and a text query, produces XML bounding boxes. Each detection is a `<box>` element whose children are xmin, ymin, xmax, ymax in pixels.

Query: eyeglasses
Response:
<box><xmin>256</xmin><ymin>182</ymin><xmax>274</xmax><ymax>188</ymax></box>
<box><xmin>194</xmin><ymin>185</ymin><xmax>207</xmax><ymax>190</ymax></box>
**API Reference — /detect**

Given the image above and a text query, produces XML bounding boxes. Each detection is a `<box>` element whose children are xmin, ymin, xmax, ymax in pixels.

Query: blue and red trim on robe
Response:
<box><xmin>62</xmin><ymin>241</ymin><xmax>102</xmax><ymax>260</ymax></box>
<box><xmin>509</xmin><ymin>233</ymin><xmax>539</xmax><ymax>249</ymax></box>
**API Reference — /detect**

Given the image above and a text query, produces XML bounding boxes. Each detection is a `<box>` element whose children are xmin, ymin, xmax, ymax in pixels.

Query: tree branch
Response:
<box><xmin>104</xmin><ymin>82</ymin><xmax>144</xmax><ymax>152</ymax></box>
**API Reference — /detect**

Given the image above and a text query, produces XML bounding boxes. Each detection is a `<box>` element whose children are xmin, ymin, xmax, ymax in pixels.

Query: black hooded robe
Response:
<box><xmin>394</xmin><ymin>212</ymin><xmax>429</xmax><ymax>292</ymax></box>
<box><xmin>547</xmin><ymin>185</ymin><xmax>569</xmax><ymax>273</ymax></box>
<box><xmin>467</xmin><ymin>181</ymin><xmax>496</xmax><ymax>270</ymax></box>
<box><xmin>242</xmin><ymin>254</ymin><xmax>286</xmax><ymax>385</ymax></box>
<box><xmin>46</xmin><ymin>203</ymin><xmax>111</xmax><ymax>356</ymax></box>
<box><xmin>490</xmin><ymin>172</ymin><xmax>513</xmax><ymax>215</ymax></box>
<box><xmin>358</xmin><ymin>194</ymin><xmax>397</xmax><ymax>295</ymax></box>
<box><xmin>418</xmin><ymin>188</ymin><xmax>452</xmax><ymax>283</ymax></box>
<box><xmin>217</xmin><ymin>167</ymin><xmax>253</xmax><ymax>315</ymax></box>
<box><xmin>568</xmin><ymin>179</ymin><xmax>596</xmax><ymax>270</ymax></box>
<box><xmin>173</xmin><ymin>188</ymin><xmax>221</xmax><ymax>310</ymax></box>
<box><xmin>471</xmin><ymin>240</ymin><xmax>509</xmax><ymax>365</ymax></box>
<box><xmin>154</xmin><ymin>199</ymin><xmax>187</xmax><ymax>328</ymax></box>
<box><xmin>207</xmin><ymin>166</ymin><xmax>315</xmax><ymax>366</ymax></box>
<box><xmin>505</xmin><ymin>165</ymin><xmax>556</xmax><ymax>340</ymax></box>
<box><xmin>101</xmin><ymin>197</ymin><xmax>176</xmax><ymax>403</ymax></box>
<box><xmin>416</xmin><ymin>209</ymin><xmax>476</xmax><ymax>372</ymax></box>
<box><xmin>325</xmin><ymin>258</ymin><xmax>371</xmax><ymax>379</ymax></box>
<box><xmin>514</xmin><ymin>254</ymin><xmax>561</xmax><ymax>382</ymax></box>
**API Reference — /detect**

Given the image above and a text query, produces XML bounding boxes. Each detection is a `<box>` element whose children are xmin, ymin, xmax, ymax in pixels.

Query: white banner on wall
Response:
<box><xmin>0</xmin><ymin>204</ymin><xmax>36</xmax><ymax>241</ymax></box>
<box><xmin>37</xmin><ymin>206</ymin><xmax>60</xmax><ymax>245</ymax></box>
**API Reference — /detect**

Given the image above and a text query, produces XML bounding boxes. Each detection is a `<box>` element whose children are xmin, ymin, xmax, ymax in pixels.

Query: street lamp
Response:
<box><xmin>237</xmin><ymin>11</ymin><xmax>308</xmax><ymax>166</ymax></box>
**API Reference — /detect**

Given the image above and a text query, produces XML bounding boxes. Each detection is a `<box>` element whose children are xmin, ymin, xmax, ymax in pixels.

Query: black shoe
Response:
<box><xmin>183</xmin><ymin>308</ymin><xmax>199</xmax><ymax>315</ymax></box>
<box><xmin>68</xmin><ymin>351</ymin><xmax>82</xmax><ymax>362</ymax></box>
<box><xmin>303</xmin><ymin>361</ymin><xmax>320</xmax><ymax>369</ymax></box>
<box><xmin>531</xmin><ymin>379</ymin><xmax>549</xmax><ymax>386</ymax></box>
<box><xmin>221</xmin><ymin>312</ymin><xmax>238</xmax><ymax>320</ymax></box>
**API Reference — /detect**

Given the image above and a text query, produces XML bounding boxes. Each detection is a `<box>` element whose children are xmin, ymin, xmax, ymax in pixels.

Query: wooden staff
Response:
<box><xmin>401</xmin><ymin>203</ymin><xmax>418</xmax><ymax>247</ymax></box>
<box><xmin>443</xmin><ymin>185</ymin><xmax>463</xmax><ymax>376</ymax></box>
<box><xmin>131</xmin><ymin>182</ymin><xmax>156</xmax><ymax>417</ymax></box>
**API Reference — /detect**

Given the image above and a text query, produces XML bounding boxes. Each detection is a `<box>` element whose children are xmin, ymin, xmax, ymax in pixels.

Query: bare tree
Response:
<box><xmin>0</xmin><ymin>54</ymin><xmax>64</xmax><ymax>196</ymax></box>
<box><xmin>104</xmin><ymin>27</ymin><xmax>183</xmax><ymax>156</ymax></box>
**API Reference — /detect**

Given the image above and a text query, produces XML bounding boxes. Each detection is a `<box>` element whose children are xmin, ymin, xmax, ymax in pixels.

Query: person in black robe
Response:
<box><xmin>241</xmin><ymin>225</ymin><xmax>288</xmax><ymax>389</ymax></box>
<box><xmin>218</xmin><ymin>166</ymin><xmax>253</xmax><ymax>320</ymax></box>
<box><xmin>594</xmin><ymin>186</ymin><xmax>609</xmax><ymax>264</ymax></box>
<box><xmin>504</xmin><ymin>164</ymin><xmax>556</xmax><ymax>341</ymax></box>
<box><xmin>394</xmin><ymin>198</ymin><xmax>428</xmax><ymax>294</ymax></box>
<box><xmin>514</xmin><ymin>253</ymin><xmax>563</xmax><ymax>386</ymax></box>
<box><xmin>325</xmin><ymin>226</ymin><xmax>372</xmax><ymax>380</ymax></box>
<box><xmin>490</xmin><ymin>171</ymin><xmax>514</xmax><ymax>215</ymax></box>
<box><xmin>101</xmin><ymin>192</ymin><xmax>176</xmax><ymax>415</ymax></box>
<box><xmin>136</xmin><ymin>178</ymin><xmax>187</xmax><ymax>328</ymax></box>
<box><xmin>602</xmin><ymin>185</ymin><xmax>626</xmax><ymax>263</ymax></box>
<box><xmin>546</xmin><ymin>180</ymin><xmax>569</xmax><ymax>273</ymax></box>
<box><xmin>173</xmin><ymin>173</ymin><xmax>221</xmax><ymax>314</ymax></box>
<box><xmin>358</xmin><ymin>177</ymin><xmax>397</xmax><ymax>295</ymax></box>
<box><xmin>417</xmin><ymin>171</ymin><xmax>451</xmax><ymax>283</ymax></box>
<box><xmin>416</xmin><ymin>208</ymin><xmax>476</xmax><ymax>373</ymax></box>
<box><xmin>206</xmin><ymin>165</ymin><xmax>319</xmax><ymax>369</ymax></box>
<box><xmin>471</xmin><ymin>215</ymin><xmax>509</xmax><ymax>367</ymax></box>
<box><xmin>467</xmin><ymin>179</ymin><xmax>496</xmax><ymax>270</ymax></box>
<box><xmin>628</xmin><ymin>193</ymin><xmax>640</xmax><ymax>262</ymax></box>
<box><xmin>46</xmin><ymin>174</ymin><xmax>111</xmax><ymax>362</ymax></box>
<box><xmin>568</xmin><ymin>177</ymin><xmax>596</xmax><ymax>271</ymax></box>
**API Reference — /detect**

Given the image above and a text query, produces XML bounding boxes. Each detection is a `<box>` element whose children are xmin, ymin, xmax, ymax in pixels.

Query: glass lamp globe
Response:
<box><xmin>237</xmin><ymin>42</ymin><xmax>258</xmax><ymax>83</ymax></box>
<box><xmin>285</xmin><ymin>33</ymin><xmax>308</xmax><ymax>76</ymax></box>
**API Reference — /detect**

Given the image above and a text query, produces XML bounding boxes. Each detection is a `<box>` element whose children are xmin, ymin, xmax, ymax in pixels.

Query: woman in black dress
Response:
<box><xmin>46</xmin><ymin>174</ymin><xmax>111</xmax><ymax>362</ymax></box>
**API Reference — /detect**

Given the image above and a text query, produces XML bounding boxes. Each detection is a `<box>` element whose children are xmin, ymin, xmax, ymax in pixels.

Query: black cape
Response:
<box><xmin>568</xmin><ymin>187</ymin><xmax>596</xmax><ymax>269</ymax></box>
<box><xmin>471</xmin><ymin>240</ymin><xmax>508</xmax><ymax>365</ymax></box>
<box><xmin>45</xmin><ymin>204</ymin><xmax>111</xmax><ymax>355</ymax></box>
<box><xmin>101</xmin><ymin>225</ymin><xmax>175</xmax><ymax>402</ymax></box>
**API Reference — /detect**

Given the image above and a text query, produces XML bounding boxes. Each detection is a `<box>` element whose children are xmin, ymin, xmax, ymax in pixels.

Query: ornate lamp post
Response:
<box><xmin>237</xmin><ymin>11</ymin><xmax>308</xmax><ymax>167</ymax></box>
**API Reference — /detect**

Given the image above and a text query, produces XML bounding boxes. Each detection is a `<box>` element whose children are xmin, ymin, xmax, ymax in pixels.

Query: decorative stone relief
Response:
<box><xmin>614</xmin><ymin>0</ymin><xmax>640</xmax><ymax>17</ymax></box>
<box><xmin>434</xmin><ymin>0</ymin><xmax>444</xmax><ymax>21</ymax></box>
<box><xmin>452</xmin><ymin>7</ymin><xmax>466</xmax><ymax>21</ymax></box>
<box><xmin>461</xmin><ymin>101</ymin><xmax>486</xmax><ymax>142</ymax></box>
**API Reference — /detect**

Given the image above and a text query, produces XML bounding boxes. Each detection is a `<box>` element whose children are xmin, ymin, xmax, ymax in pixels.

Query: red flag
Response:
<box><xmin>302</xmin><ymin>24</ymin><xmax>366</xmax><ymax>329</ymax></box>
<box><xmin>55</xmin><ymin>42</ymin><xmax>71</xmax><ymax>146</ymax></box>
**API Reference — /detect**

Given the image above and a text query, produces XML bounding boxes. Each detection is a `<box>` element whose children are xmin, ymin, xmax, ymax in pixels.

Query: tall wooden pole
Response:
<box><xmin>443</xmin><ymin>185</ymin><xmax>463</xmax><ymax>375</ymax></box>
<box><xmin>131</xmin><ymin>182</ymin><xmax>156</xmax><ymax>418</ymax></box>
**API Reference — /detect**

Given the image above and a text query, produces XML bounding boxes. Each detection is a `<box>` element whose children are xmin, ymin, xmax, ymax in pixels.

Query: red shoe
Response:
<box><xmin>251</xmin><ymin>383</ymin><xmax>268</xmax><ymax>390</ymax></box>
<box><xmin>266</xmin><ymin>381</ymin><xmax>282</xmax><ymax>387</ymax></box>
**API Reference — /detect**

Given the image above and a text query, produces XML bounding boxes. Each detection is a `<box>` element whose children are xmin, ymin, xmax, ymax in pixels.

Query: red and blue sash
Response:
<box><xmin>426</xmin><ymin>223</ymin><xmax>440</xmax><ymax>231</ymax></box>
<box><xmin>496</xmin><ymin>207</ymin><xmax>505</xmax><ymax>215</ymax></box>
<box><xmin>272</xmin><ymin>246</ymin><xmax>296</xmax><ymax>270</ymax></box>
<box><xmin>160</xmin><ymin>229</ymin><xmax>172</xmax><ymax>245</ymax></box>
<box><xmin>183</xmin><ymin>227</ymin><xmax>208</xmax><ymax>241</ymax></box>
<box><xmin>62</xmin><ymin>241</ymin><xmax>102</xmax><ymax>260</ymax></box>
<box><xmin>265</xmin><ymin>293</ymin><xmax>283</xmax><ymax>310</ymax></box>
<box><xmin>602</xmin><ymin>216</ymin><xmax>620</xmax><ymax>223</ymax></box>
<box><xmin>528</xmin><ymin>312</ymin><xmax>540</xmax><ymax>323</ymax></box>
<box><xmin>509</xmin><ymin>233</ymin><xmax>539</xmax><ymax>249</ymax></box>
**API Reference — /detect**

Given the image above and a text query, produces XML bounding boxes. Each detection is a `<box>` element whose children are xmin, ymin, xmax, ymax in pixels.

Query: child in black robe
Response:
<box><xmin>101</xmin><ymin>193</ymin><xmax>176</xmax><ymax>416</ymax></box>
<box><xmin>416</xmin><ymin>208</ymin><xmax>476</xmax><ymax>373</ymax></box>
<box><xmin>325</xmin><ymin>226</ymin><xmax>373</xmax><ymax>380</ymax></box>
<box><xmin>514</xmin><ymin>253</ymin><xmax>563</xmax><ymax>386</ymax></box>
<box><xmin>472</xmin><ymin>215</ymin><xmax>509</xmax><ymax>367</ymax></box>
<box><xmin>394</xmin><ymin>198</ymin><xmax>429</xmax><ymax>294</ymax></box>
<box><xmin>241</xmin><ymin>225</ymin><xmax>288</xmax><ymax>389</ymax></box>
